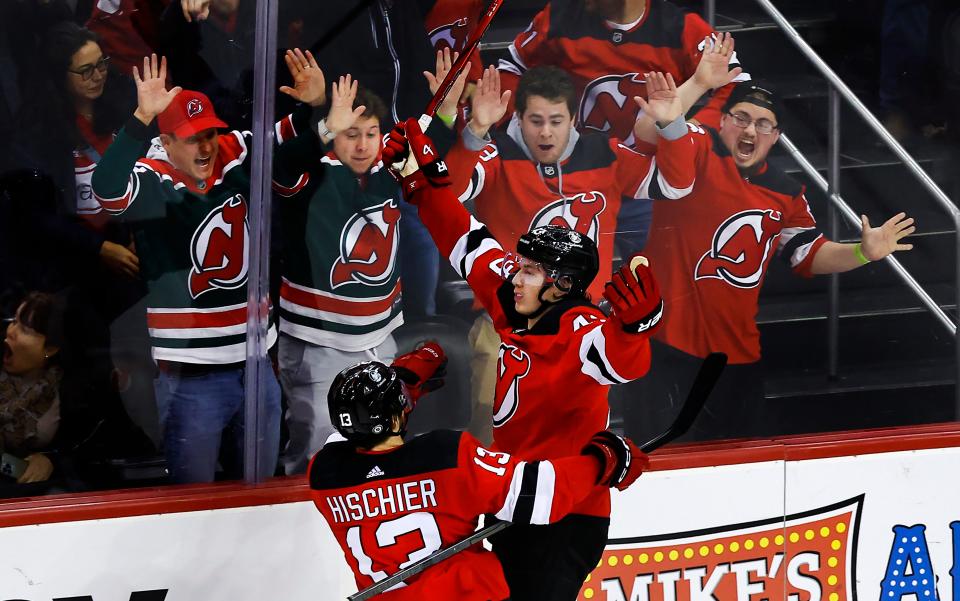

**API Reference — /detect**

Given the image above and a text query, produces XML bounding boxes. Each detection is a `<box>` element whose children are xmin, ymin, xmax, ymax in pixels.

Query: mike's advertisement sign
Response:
<box><xmin>579</xmin><ymin>446</ymin><xmax>960</xmax><ymax>601</ymax></box>
<box><xmin>582</xmin><ymin>497</ymin><xmax>860</xmax><ymax>601</ymax></box>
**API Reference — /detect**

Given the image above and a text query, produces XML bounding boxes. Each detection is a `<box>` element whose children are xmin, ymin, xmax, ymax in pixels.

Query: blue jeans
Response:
<box><xmin>154</xmin><ymin>367</ymin><xmax>281</xmax><ymax>484</ymax></box>
<box><xmin>399</xmin><ymin>196</ymin><xmax>439</xmax><ymax>318</ymax></box>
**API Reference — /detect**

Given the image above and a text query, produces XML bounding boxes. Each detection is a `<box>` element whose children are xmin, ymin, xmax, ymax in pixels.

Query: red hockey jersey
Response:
<box><xmin>447</xmin><ymin>126</ymin><xmax>661</xmax><ymax>301</ymax></box>
<box><xmin>498</xmin><ymin>0</ymin><xmax>749</xmax><ymax>142</ymax></box>
<box><xmin>309</xmin><ymin>430</ymin><xmax>602</xmax><ymax>600</ymax></box>
<box><xmin>644</xmin><ymin>124</ymin><xmax>826</xmax><ymax>364</ymax></box>
<box><xmin>406</xmin><ymin>169</ymin><xmax>656</xmax><ymax>517</ymax></box>
<box><xmin>424</xmin><ymin>0</ymin><xmax>485</xmax><ymax>83</ymax></box>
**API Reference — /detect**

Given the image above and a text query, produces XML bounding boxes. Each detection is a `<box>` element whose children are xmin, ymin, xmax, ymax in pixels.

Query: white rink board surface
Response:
<box><xmin>1</xmin><ymin>446</ymin><xmax>959</xmax><ymax>601</ymax></box>
<box><xmin>0</xmin><ymin>502</ymin><xmax>355</xmax><ymax>600</ymax></box>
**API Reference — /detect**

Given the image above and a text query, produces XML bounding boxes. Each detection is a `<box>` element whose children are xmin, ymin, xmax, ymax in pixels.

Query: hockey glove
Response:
<box><xmin>582</xmin><ymin>431</ymin><xmax>650</xmax><ymax>491</ymax></box>
<box><xmin>392</xmin><ymin>341</ymin><xmax>448</xmax><ymax>409</ymax></box>
<box><xmin>383</xmin><ymin>118</ymin><xmax>451</xmax><ymax>192</ymax></box>
<box><xmin>603</xmin><ymin>254</ymin><xmax>664</xmax><ymax>334</ymax></box>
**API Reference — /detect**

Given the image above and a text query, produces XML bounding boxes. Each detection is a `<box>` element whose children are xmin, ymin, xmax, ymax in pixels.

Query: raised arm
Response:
<box><xmin>382</xmin><ymin>118</ymin><xmax>514</xmax><ymax>324</ymax></box>
<box><xmin>633</xmin><ymin>33</ymin><xmax>742</xmax><ymax>145</ymax></box>
<box><xmin>92</xmin><ymin>54</ymin><xmax>181</xmax><ymax>215</ymax></box>
<box><xmin>810</xmin><ymin>213</ymin><xmax>916</xmax><ymax>274</ymax></box>
<box><xmin>423</xmin><ymin>47</ymin><xmax>471</xmax><ymax>130</ymax></box>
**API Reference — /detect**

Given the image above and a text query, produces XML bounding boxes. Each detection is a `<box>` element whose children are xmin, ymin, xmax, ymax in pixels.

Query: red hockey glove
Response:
<box><xmin>383</xmin><ymin>118</ymin><xmax>451</xmax><ymax>194</ymax></box>
<box><xmin>382</xmin><ymin>121</ymin><xmax>409</xmax><ymax>170</ymax></box>
<box><xmin>603</xmin><ymin>254</ymin><xmax>664</xmax><ymax>334</ymax></box>
<box><xmin>392</xmin><ymin>341</ymin><xmax>448</xmax><ymax>409</ymax></box>
<box><xmin>582</xmin><ymin>431</ymin><xmax>650</xmax><ymax>491</ymax></box>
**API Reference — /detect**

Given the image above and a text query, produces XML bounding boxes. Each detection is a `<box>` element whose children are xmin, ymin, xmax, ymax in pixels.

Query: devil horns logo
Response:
<box><xmin>579</xmin><ymin>73</ymin><xmax>647</xmax><ymax>144</ymax></box>
<box><xmin>186</xmin><ymin>98</ymin><xmax>203</xmax><ymax>118</ymax></box>
<box><xmin>492</xmin><ymin>344</ymin><xmax>531</xmax><ymax>428</ymax></box>
<box><xmin>428</xmin><ymin>17</ymin><xmax>471</xmax><ymax>55</ymax></box>
<box><xmin>530</xmin><ymin>192</ymin><xmax>607</xmax><ymax>241</ymax></box>
<box><xmin>695</xmin><ymin>209</ymin><xmax>783</xmax><ymax>289</ymax></box>
<box><xmin>330</xmin><ymin>199</ymin><xmax>401</xmax><ymax>289</ymax></box>
<box><xmin>188</xmin><ymin>195</ymin><xmax>250</xmax><ymax>299</ymax></box>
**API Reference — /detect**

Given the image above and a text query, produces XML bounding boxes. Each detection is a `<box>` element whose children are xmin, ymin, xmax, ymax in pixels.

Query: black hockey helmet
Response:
<box><xmin>328</xmin><ymin>361</ymin><xmax>408</xmax><ymax>445</ymax></box>
<box><xmin>516</xmin><ymin>225</ymin><xmax>599</xmax><ymax>296</ymax></box>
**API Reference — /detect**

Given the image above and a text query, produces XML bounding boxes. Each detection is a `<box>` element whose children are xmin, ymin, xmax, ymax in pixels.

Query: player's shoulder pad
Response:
<box><xmin>308</xmin><ymin>440</ymin><xmax>358</xmax><ymax>490</ymax></box>
<box><xmin>527</xmin><ymin>296</ymin><xmax>600</xmax><ymax>336</ymax></box>
<box><xmin>559</xmin><ymin>303</ymin><xmax>607</xmax><ymax>334</ymax></box>
<box><xmin>309</xmin><ymin>432</ymin><xmax>465</xmax><ymax>491</ymax></box>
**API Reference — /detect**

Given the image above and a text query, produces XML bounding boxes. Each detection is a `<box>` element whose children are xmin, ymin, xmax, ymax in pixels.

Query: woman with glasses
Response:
<box><xmin>14</xmin><ymin>22</ymin><xmax>139</xmax><ymax>278</ymax></box>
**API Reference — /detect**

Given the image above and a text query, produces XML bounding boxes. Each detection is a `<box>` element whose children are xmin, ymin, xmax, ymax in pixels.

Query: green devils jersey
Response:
<box><xmin>91</xmin><ymin>113</ymin><xmax>304</xmax><ymax>364</ymax></box>
<box><xmin>273</xmin><ymin>120</ymin><xmax>453</xmax><ymax>352</ymax></box>
<box><xmin>274</xmin><ymin>136</ymin><xmax>403</xmax><ymax>351</ymax></box>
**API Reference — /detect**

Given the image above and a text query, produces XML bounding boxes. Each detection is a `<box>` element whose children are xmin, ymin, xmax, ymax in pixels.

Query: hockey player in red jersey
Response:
<box><xmin>309</xmin><ymin>349</ymin><xmax>649</xmax><ymax>601</ymax></box>
<box><xmin>629</xmin><ymin>80</ymin><xmax>917</xmax><ymax>442</ymax></box>
<box><xmin>377</xmin><ymin>106</ymin><xmax>686</xmax><ymax>598</ymax></box>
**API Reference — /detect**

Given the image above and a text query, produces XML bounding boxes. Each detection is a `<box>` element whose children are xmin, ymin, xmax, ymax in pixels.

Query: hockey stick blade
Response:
<box><xmin>347</xmin><ymin>520</ymin><xmax>511</xmax><ymax>601</ymax></box>
<box><xmin>639</xmin><ymin>351</ymin><xmax>727</xmax><ymax>453</ymax></box>
<box><xmin>348</xmin><ymin>352</ymin><xmax>726</xmax><ymax>600</ymax></box>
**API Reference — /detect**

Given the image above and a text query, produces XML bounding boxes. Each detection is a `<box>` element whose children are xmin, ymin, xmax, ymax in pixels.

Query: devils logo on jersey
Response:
<box><xmin>330</xmin><ymin>199</ymin><xmax>401</xmax><ymax>289</ymax></box>
<box><xmin>493</xmin><ymin>344</ymin><xmax>531</xmax><ymax>427</ymax></box>
<box><xmin>188</xmin><ymin>195</ymin><xmax>250</xmax><ymax>298</ymax></box>
<box><xmin>578</xmin><ymin>73</ymin><xmax>646</xmax><ymax>144</ymax></box>
<box><xmin>529</xmin><ymin>192</ymin><xmax>607</xmax><ymax>241</ymax></box>
<box><xmin>428</xmin><ymin>18</ymin><xmax>471</xmax><ymax>54</ymax></box>
<box><xmin>695</xmin><ymin>209</ymin><xmax>783</xmax><ymax>288</ymax></box>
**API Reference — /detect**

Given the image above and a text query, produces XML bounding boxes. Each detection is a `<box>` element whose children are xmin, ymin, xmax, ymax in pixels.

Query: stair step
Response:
<box><xmin>764</xmin><ymin>358</ymin><xmax>957</xmax><ymax>399</ymax></box>
<box><xmin>757</xmin><ymin>282</ymin><xmax>956</xmax><ymax>324</ymax></box>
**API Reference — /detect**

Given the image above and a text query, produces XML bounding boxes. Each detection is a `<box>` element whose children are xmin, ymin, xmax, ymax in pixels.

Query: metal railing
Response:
<box><xmin>732</xmin><ymin>0</ymin><xmax>960</xmax><ymax>407</ymax></box>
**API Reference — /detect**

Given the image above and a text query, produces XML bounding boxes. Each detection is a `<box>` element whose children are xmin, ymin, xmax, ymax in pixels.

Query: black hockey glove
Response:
<box><xmin>582</xmin><ymin>431</ymin><xmax>650</xmax><ymax>491</ymax></box>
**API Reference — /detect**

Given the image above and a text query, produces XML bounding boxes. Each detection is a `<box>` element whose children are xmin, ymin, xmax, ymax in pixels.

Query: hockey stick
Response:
<box><xmin>387</xmin><ymin>0</ymin><xmax>504</xmax><ymax>179</ymax></box>
<box><xmin>348</xmin><ymin>352</ymin><xmax>727</xmax><ymax>601</ymax></box>
<box><xmin>423</xmin><ymin>0</ymin><xmax>505</xmax><ymax>119</ymax></box>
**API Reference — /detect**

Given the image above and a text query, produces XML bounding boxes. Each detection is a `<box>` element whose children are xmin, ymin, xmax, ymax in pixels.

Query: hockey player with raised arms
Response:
<box><xmin>309</xmin><ymin>344</ymin><xmax>648</xmax><ymax>601</ymax></box>
<box><xmin>377</xmin><ymin>72</ymin><xmax>693</xmax><ymax>600</ymax></box>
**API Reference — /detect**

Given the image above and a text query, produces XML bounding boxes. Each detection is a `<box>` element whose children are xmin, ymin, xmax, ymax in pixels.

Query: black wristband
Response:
<box><xmin>622</xmin><ymin>299</ymin><xmax>664</xmax><ymax>333</ymax></box>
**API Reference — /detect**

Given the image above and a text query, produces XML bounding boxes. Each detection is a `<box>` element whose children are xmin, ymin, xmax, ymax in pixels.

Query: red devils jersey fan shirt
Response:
<box><xmin>644</xmin><ymin>125</ymin><xmax>826</xmax><ymax>365</ymax></box>
<box><xmin>498</xmin><ymin>0</ymin><xmax>749</xmax><ymax>141</ymax></box>
<box><xmin>447</xmin><ymin>127</ymin><xmax>660</xmax><ymax>301</ymax></box>
<box><xmin>309</xmin><ymin>430</ymin><xmax>602</xmax><ymax>600</ymax></box>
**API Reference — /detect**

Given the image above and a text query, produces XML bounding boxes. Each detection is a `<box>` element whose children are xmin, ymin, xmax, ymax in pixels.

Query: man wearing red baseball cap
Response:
<box><xmin>91</xmin><ymin>52</ymin><xmax>325</xmax><ymax>483</ymax></box>
<box><xmin>155</xmin><ymin>89</ymin><xmax>229</xmax><ymax>183</ymax></box>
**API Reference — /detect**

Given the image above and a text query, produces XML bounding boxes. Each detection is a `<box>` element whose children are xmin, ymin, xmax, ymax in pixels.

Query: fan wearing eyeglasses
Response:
<box><xmin>622</xmin><ymin>79</ymin><xmax>917</xmax><ymax>443</ymax></box>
